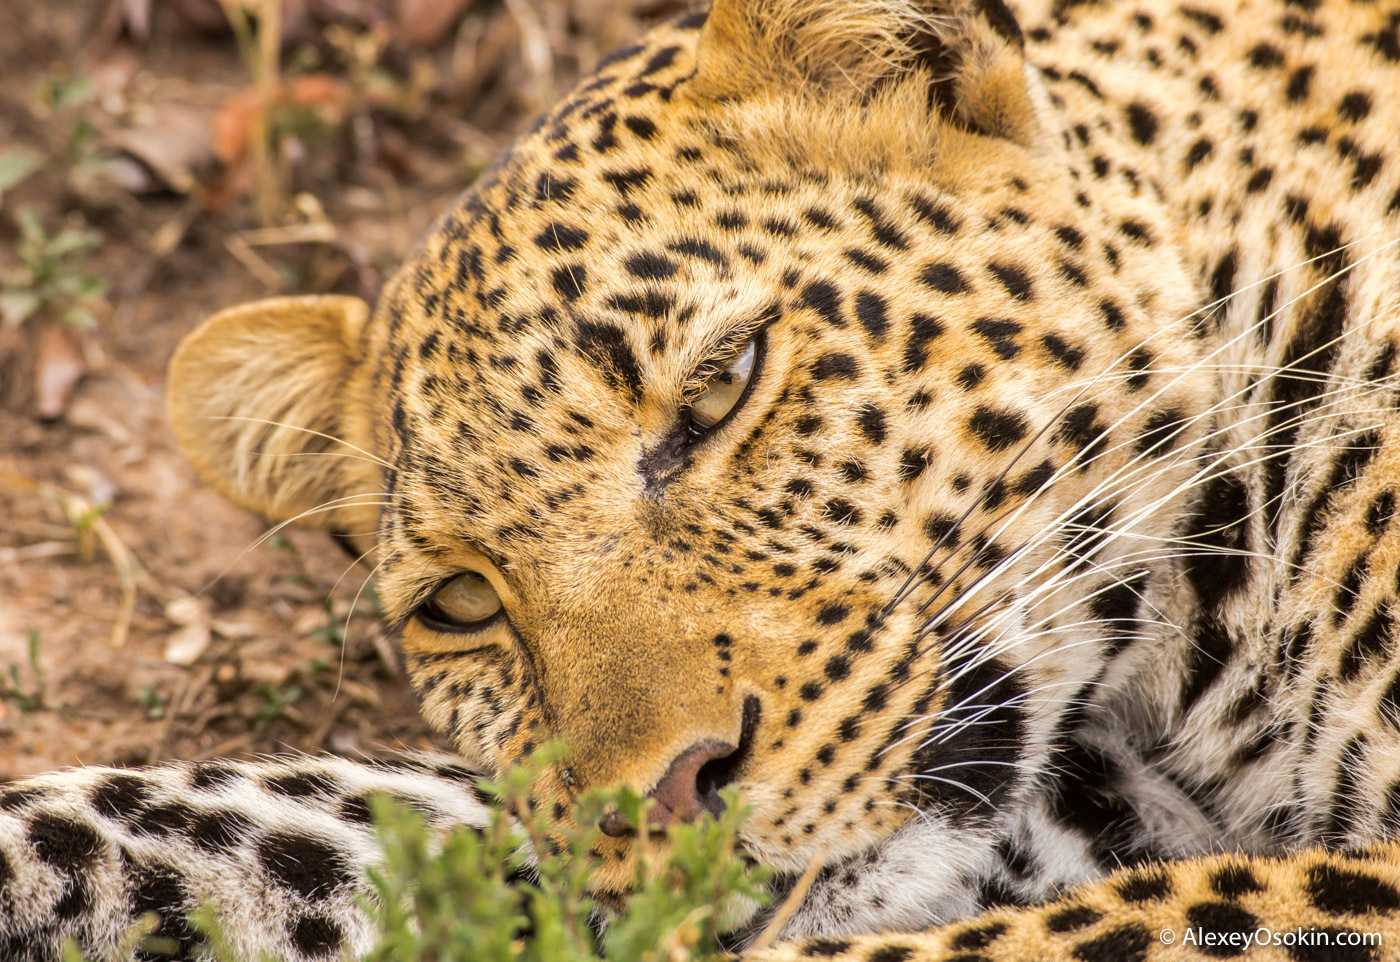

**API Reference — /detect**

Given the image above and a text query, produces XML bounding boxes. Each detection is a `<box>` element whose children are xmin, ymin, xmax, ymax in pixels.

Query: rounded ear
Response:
<box><xmin>690</xmin><ymin>0</ymin><xmax>1041</xmax><ymax>149</ymax></box>
<box><xmin>167</xmin><ymin>295</ymin><xmax>382</xmax><ymax>556</ymax></box>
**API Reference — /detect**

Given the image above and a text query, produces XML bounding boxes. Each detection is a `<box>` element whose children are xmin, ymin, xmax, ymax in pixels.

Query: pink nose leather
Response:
<box><xmin>644</xmin><ymin>740</ymin><xmax>734</xmax><ymax>829</ymax></box>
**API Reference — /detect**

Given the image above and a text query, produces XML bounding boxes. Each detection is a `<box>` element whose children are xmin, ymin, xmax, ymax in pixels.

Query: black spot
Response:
<box><xmin>551</xmin><ymin>264</ymin><xmax>587</xmax><ymax>301</ymax></box>
<box><xmin>129</xmin><ymin>861</ymin><xmax>198</xmax><ymax>949</ymax></box>
<box><xmin>1339</xmin><ymin>91</ymin><xmax>1373</xmax><ymax>121</ymax></box>
<box><xmin>190</xmin><ymin>763</ymin><xmax>241</xmax><ymax>790</ymax></box>
<box><xmin>602</xmin><ymin>168</ymin><xmax>651</xmax><ymax>195</ymax></box>
<box><xmin>292</xmin><ymin>914</ymin><xmax>345</xmax><ymax>958</ymax></box>
<box><xmin>950</xmin><ymin>920</ymin><xmax>1007</xmax><ymax>950</ymax></box>
<box><xmin>1098</xmin><ymin>299</ymin><xmax>1126</xmax><ymax>330</ymax></box>
<box><xmin>91</xmin><ymin>774</ymin><xmax>153</xmax><ymax>821</ymax></box>
<box><xmin>924</xmin><ymin>514</ymin><xmax>962</xmax><ymax>546</ymax></box>
<box><xmin>623</xmin><ymin>115</ymin><xmax>657</xmax><ymax>140</ymax></box>
<box><xmin>800</xmin><ymin>939</ymin><xmax>853</xmax><ymax>957</ymax></box>
<box><xmin>1119</xmin><ymin>219</ymin><xmax>1152</xmax><ymax>244</ymax></box>
<box><xmin>971</xmin><ymin>318</ymin><xmax>1023</xmax><ymax>359</ymax></box>
<box><xmin>575</xmin><ymin>321</ymin><xmax>643</xmax><ymax>400</ymax></box>
<box><xmin>1340</xmin><ymin>606</ymin><xmax>1393</xmax><ymax>681</ymax></box>
<box><xmin>1045</xmin><ymin>904</ymin><xmax>1102</xmax><ymax>932</ymax></box>
<box><xmin>533</xmin><ymin>223</ymin><xmax>589</xmax><ymax>252</ymax></box>
<box><xmin>854</xmin><ymin>291</ymin><xmax>889</xmax><ymax>339</ymax></box>
<box><xmin>1041</xmin><ymin>333</ymin><xmax>1084</xmax><ymax>370</ymax></box>
<box><xmin>974</xmin><ymin>0</ymin><xmax>1024</xmax><ymax>46</ymax></box>
<box><xmin>1248</xmin><ymin>43</ymin><xmax>1285</xmax><ymax>68</ymax></box>
<box><xmin>257</xmin><ymin>832</ymin><xmax>354</xmax><ymax>899</ymax></box>
<box><xmin>1125</xmin><ymin>103</ymin><xmax>1159</xmax><ymax>144</ymax></box>
<box><xmin>811</xmin><ymin>354</ymin><xmax>860</xmax><ymax>380</ymax></box>
<box><xmin>903</xmin><ymin>313</ymin><xmax>947</xmax><ymax>372</ymax></box>
<box><xmin>1184</xmin><ymin>901</ymin><xmax>1259</xmax><ymax>954</ymax></box>
<box><xmin>1366</xmin><ymin>491</ymin><xmax>1395</xmax><ymax>534</ymax></box>
<box><xmin>134</xmin><ymin>802</ymin><xmax>194</xmax><ymax>837</ymax></box>
<box><xmin>965</xmin><ymin>408</ymin><xmax>1029</xmax><ymax>458</ymax></box>
<box><xmin>1286</xmin><ymin>65</ymin><xmax>1314</xmax><ymax>102</ymax></box>
<box><xmin>899</xmin><ymin>448</ymin><xmax>934</xmax><ymax>481</ymax></box>
<box><xmin>624</xmin><ymin>251</ymin><xmax>677</xmax><ymax>280</ymax></box>
<box><xmin>188</xmin><ymin>810</ymin><xmax>252</xmax><ymax>853</ymax></box>
<box><xmin>817</xmin><ymin>604</ymin><xmax>848</xmax><ymax>626</ymax></box>
<box><xmin>826</xmin><ymin>499</ymin><xmax>861</xmax><ymax>525</ymax></box>
<box><xmin>339</xmin><ymin>795</ymin><xmax>374</xmax><ymax>825</ymax></box>
<box><xmin>1183</xmin><ymin>472</ymin><xmax>1251</xmax><ymax>612</ymax></box>
<box><xmin>908</xmin><ymin>195</ymin><xmax>960</xmax><ymax>234</ymax></box>
<box><xmin>1305</xmin><ymin>862</ymin><xmax>1400</xmax><ymax>915</ymax></box>
<box><xmin>865</xmin><ymin>947</ymin><xmax>914</xmax><ymax>962</ymax></box>
<box><xmin>1180</xmin><ymin>615</ymin><xmax>1233</xmax><ymax>713</ymax></box>
<box><xmin>957</xmin><ymin>364</ymin><xmax>986</xmax><ymax>390</ymax></box>
<box><xmin>266</xmin><ymin>772</ymin><xmax>337</xmax><ymax>798</ymax></box>
<box><xmin>801</xmin><ymin>280</ymin><xmax>845</xmax><ymax>327</ymax></box>
<box><xmin>1180</xmin><ymin>7</ymin><xmax>1223</xmax><ymax>32</ymax></box>
<box><xmin>1056</xmin><ymin>403</ymin><xmax>1108</xmax><ymax>465</ymax></box>
<box><xmin>1135</xmin><ymin>408</ymin><xmax>1188</xmax><ymax>455</ymax></box>
<box><xmin>668</xmin><ymin>238</ymin><xmax>726</xmax><ymax>266</ymax></box>
<box><xmin>534</xmin><ymin>172</ymin><xmax>577</xmax><ymax>203</ymax></box>
<box><xmin>1088</xmin><ymin>571</ymin><xmax>1147</xmax><ymax>653</ymax></box>
<box><xmin>1116</xmin><ymin>866</ymin><xmax>1171</xmax><ymax>902</ymax></box>
<box><xmin>824</xmin><ymin>656</ymin><xmax>851</xmax><ymax>681</ymax></box>
<box><xmin>1246</xmin><ymin>167</ymin><xmax>1274</xmax><ymax>193</ymax></box>
<box><xmin>987</xmin><ymin>263</ymin><xmax>1033</xmax><ymax>301</ymax></box>
<box><xmin>28</xmin><ymin>812</ymin><xmax>103</xmax><ymax>871</ymax></box>
<box><xmin>921</xmin><ymin>262</ymin><xmax>970</xmax><ymax>295</ymax></box>
<box><xmin>852</xmin><ymin>197</ymin><xmax>910</xmax><ymax>250</ymax></box>
<box><xmin>1211</xmin><ymin>863</ymin><xmax>1265</xmax><ymax>899</ymax></box>
<box><xmin>856</xmin><ymin>404</ymin><xmax>887</xmax><ymax>444</ymax></box>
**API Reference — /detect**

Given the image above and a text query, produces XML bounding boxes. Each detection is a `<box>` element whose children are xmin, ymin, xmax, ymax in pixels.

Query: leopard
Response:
<box><xmin>4</xmin><ymin>0</ymin><xmax>1400</xmax><ymax>958</ymax></box>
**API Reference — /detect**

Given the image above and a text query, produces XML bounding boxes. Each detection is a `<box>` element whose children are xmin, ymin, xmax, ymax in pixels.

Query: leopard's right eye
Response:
<box><xmin>416</xmin><ymin>572</ymin><xmax>504</xmax><ymax>632</ymax></box>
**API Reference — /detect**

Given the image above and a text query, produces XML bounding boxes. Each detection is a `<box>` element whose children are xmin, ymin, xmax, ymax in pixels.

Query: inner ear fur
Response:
<box><xmin>689</xmin><ymin>0</ymin><xmax>1040</xmax><ymax>149</ymax></box>
<box><xmin>167</xmin><ymin>295</ymin><xmax>382</xmax><ymax>556</ymax></box>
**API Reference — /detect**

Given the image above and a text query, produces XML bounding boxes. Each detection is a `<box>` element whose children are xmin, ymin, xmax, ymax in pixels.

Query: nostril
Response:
<box><xmin>654</xmin><ymin>695</ymin><xmax>761</xmax><ymax>828</ymax></box>
<box><xmin>694</xmin><ymin>694</ymin><xmax>760</xmax><ymax>814</ymax></box>
<box><xmin>648</xmin><ymin>740</ymin><xmax>735</xmax><ymax>827</ymax></box>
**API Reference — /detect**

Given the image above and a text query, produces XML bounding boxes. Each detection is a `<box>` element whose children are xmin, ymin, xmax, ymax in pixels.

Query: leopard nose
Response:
<box><xmin>597</xmin><ymin>739</ymin><xmax>737</xmax><ymax>837</ymax></box>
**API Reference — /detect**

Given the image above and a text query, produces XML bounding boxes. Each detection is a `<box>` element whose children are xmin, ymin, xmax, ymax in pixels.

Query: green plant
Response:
<box><xmin>1</xmin><ymin>207</ymin><xmax>106</xmax><ymax>330</ymax></box>
<box><xmin>252</xmin><ymin>681</ymin><xmax>303</xmax><ymax>727</ymax></box>
<box><xmin>2</xmin><ymin>630</ymin><xmax>46</xmax><ymax>713</ymax></box>
<box><xmin>136</xmin><ymin>686</ymin><xmax>169</xmax><ymax>720</ymax></box>
<box><xmin>366</xmin><ymin>742</ymin><xmax>768</xmax><ymax>962</ymax></box>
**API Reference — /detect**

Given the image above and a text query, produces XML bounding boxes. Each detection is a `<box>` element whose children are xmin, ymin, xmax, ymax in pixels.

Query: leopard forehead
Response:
<box><xmin>366</xmin><ymin>20</ymin><xmax>1198</xmax><ymax>592</ymax></box>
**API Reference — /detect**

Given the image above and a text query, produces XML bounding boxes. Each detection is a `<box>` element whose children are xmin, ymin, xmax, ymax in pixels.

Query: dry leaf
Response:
<box><xmin>34</xmin><ymin>324</ymin><xmax>87</xmax><ymax>420</ymax></box>
<box><xmin>105</xmin><ymin>103</ymin><xmax>214</xmax><ymax>194</ymax></box>
<box><xmin>164</xmin><ymin>595</ymin><xmax>212</xmax><ymax>666</ymax></box>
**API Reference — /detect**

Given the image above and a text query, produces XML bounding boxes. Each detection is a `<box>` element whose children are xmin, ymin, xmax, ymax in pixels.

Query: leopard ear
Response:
<box><xmin>689</xmin><ymin>0</ymin><xmax>1040</xmax><ymax>148</ymax></box>
<box><xmin>167</xmin><ymin>295</ymin><xmax>382</xmax><ymax>557</ymax></box>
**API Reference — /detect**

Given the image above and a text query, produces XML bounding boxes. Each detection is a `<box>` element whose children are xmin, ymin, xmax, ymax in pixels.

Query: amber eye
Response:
<box><xmin>418</xmin><ymin>572</ymin><xmax>503</xmax><ymax>631</ymax></box>
<box><xmin>689</xmin><ymin>335</ymin><xmax>760</xmax><ymax>432</ymax></box>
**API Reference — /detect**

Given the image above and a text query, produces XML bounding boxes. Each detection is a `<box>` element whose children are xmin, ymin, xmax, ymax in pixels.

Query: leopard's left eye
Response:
<box><xmin>689</xmin><ymin>335</ymin><xmax>760</xmax><ymax>432</ymax></box>
<box><xmin>417</xmin><ymin>572</ymin><xmax>503</xmax><ymax>632</ymax></box>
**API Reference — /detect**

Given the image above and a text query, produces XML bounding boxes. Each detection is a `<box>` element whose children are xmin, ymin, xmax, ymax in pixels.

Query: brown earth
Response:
<box><xmin>0</xmin><ymin>0</ymin><xmax>680</xmax><ymax>780</ymax></box>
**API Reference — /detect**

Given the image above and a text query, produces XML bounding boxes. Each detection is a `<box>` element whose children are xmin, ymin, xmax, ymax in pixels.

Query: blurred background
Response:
<box><xmin>0</xmin><ymin>0</ymin><xmax>684</xmax><ymax>778</ymax></box>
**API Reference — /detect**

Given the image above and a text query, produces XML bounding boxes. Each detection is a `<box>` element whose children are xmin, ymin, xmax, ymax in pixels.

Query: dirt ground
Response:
<box><xmin>0</xmin><ymin>0</ymin><xmax>679</xmax><ymax>780</ymax></box>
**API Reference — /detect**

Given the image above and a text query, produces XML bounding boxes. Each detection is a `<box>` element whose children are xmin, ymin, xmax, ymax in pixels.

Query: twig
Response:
<box><xmin>747</xmin><ymin>844</ymin><xmax>827</xmax><ymax>952</ymax></box>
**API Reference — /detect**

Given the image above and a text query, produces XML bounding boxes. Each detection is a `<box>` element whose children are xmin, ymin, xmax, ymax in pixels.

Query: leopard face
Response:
<box><xmin>168</xmin><ymin>0</ymin><xmax>1213</xmax><ymax>934</ymax></box>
